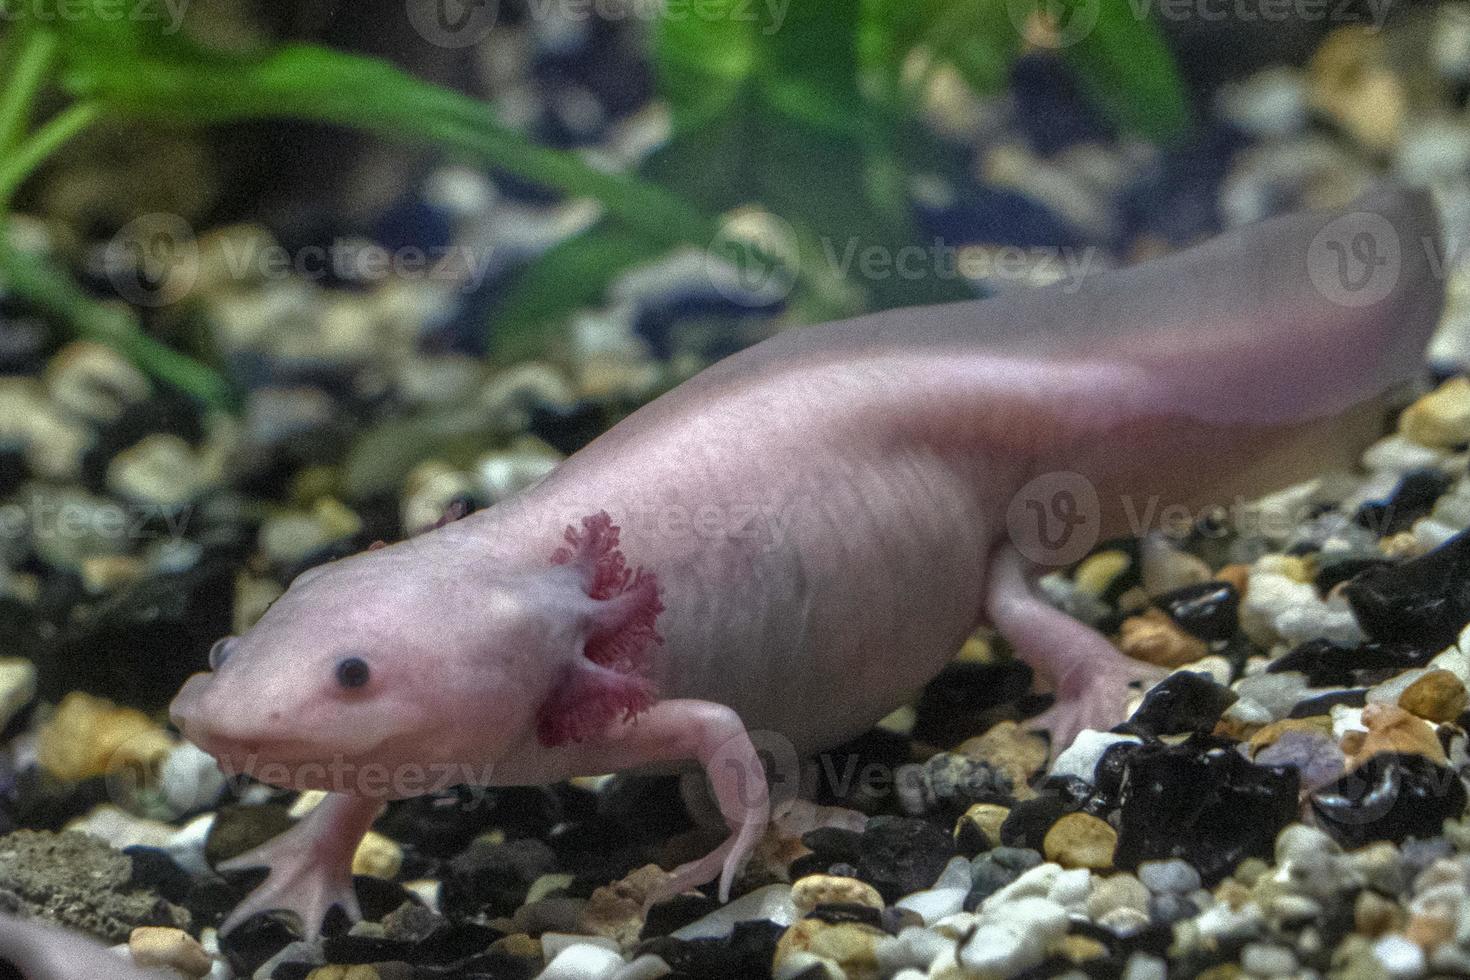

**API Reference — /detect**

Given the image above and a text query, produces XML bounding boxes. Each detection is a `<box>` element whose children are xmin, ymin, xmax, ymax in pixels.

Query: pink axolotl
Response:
<box><xmin>169</xmin><ymin>189</ymin><xmax>1444</xmax><ymax>937</ymax></box>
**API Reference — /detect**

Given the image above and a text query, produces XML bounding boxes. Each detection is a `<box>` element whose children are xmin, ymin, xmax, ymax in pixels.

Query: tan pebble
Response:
<box><xmin>489</xmin><ymin>933</ymin><xmax>542</xmax><ymax>959</ymax></box>
<box><xmin>1215</xmin><ymin>879</ymin><xmax>1253</xmax><ymax>910</ymax></box>
<box><xmin>955</xmin><ymin>633</ymin><xmax>995</xmax><ymax>663</ymax></box>
<box><xmin>1354</xmin><ymin>889</ymin><xmax>1404</xmax><ymax>937</ymax></box>
<box><xmin>1215</xmin><ymin>563</ymin><xmax>1250</xmax><ymax>597</ymax></box>
<box><xmin>129</xmin><ymin>927</ymin><xmax>212</xmax><ymax>978</ymax></box>
<box><xmin>1406</xmin><ymin>910</ymin><xmax>1454</xmax><ymax>948</ymax></box>
<box><xmin>955</xmin><ymin>803</ymin><xmax>1009</xmax><ymax>851</ymax></box>
<box><xmin>582</xmin><ymin>864</ymin><xmax>669</xmax><ymax>948</ymax></box>
<box><xmin>956</xmin><ymin>722</ymin><xmax>1048</xmax><ymax>790</ymax></box>
<box><xmin>1347</xmin><ymin>703</ymin><xmax>1446</xmax><ymax>769</ymax></box>
<box><xmin>79</xmin><ymin>554</ymin><xmax>145</xmax><ymax>593</ymax></box>
<box><xmin>1043</xmin><ymin>812</ymin><xmax>1117</xmax><ymax>870</ymax></box>
<box><xmin>1399</xmin><ymin>670</ymin><xmax>1468</xmax><ymax>723</ymax></box>
<box><xmin>1075</xmin><ymin>550</ymin><xmax>1131</xmax><ymax>597</ymax></box>
<box><xmin>1277</xmin><ymin>555</ymin><xmax>1315</xmax><ymax>584</ymax></box>
<box><xmin>792</xmin><ymin>874</ymin><xmax>884</xmax><ymax>914</ymax></box>
<box><xmin>1055</xmin><ymin>934</ymin><xmax>1108</xmax><ymax>963</ymax></box>
<box><xmin>1380</xmin><ymin>532</ymin><xmax>1427</xmax><ymax>560</ymax></box>
<box><xmin>1086</xmin><ymin>873</ymin><xmax>1150</xmax><ymax>920</ymax></box>
<box><xmin>1400</xmin><ymin>377</ymin><xmax>1470</xmax><ymax>448</ymax></box>
<box><xmin>1308</xmin><ymin>26</ymin><xmax>1405</xmax><ymax>151</ymax></box>
<box><xmin>774</xmin><ymin>919</ymin><xmax>884</xmax><ymax>980</ymax></box>
<box><xmin>1195</xmin><ymin>966</ymin><xmax>1243</xmax><ymax>980</ymax></box>
<box><xmin>1212</xmin><ymin>715</ymin><xmax>1261</xmax><ymax>742</ymax></box>
<box><xmin>352</xmin><ymin>831</ymin><xmax>402</xmax><ymax>879</ymax></box>
<box><xmin>1247</xmin><ymin>717</ymin><xmax>1334</xmax><ymax>756</ymax></box>
<box><xmin>1117</xmin><ymin>608</ymin><xmax>1208</xmax><ymax>668</ymax></box>
<box><xmin>1140</xmin><ymin>537</ymin><xmax>1213</xmax><ymax>596</ymax></box>
<box><xmin>37</xmin><ymin>691</ymin><xmax>175</xmax><ymax>782</ymax></box>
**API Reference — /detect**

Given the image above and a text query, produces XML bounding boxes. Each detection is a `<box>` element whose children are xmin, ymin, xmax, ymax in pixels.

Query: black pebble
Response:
<box><xmin>124</xmin><ymin>845</ymin><xmax>196</xmax><ymax>905</ymax></box>
<box><xmin>1000</xmin><ymin>794</ymin><xmax>1078</xmax><ymax>851</ymax></box>
<box><xmin>805</xmin><ymin>902</ymin><xmax>886</xmax><ymax>929</ymax></box>
<box><xmin>912</xmin><ymin>659</ymin><xmax>1035</xmax><ymax>747</ymax></box>
<box><xmin>1124</xmin><ymin>671</ymin><xmax>1237</xmax><ymax>737</ymax></box>
<box><xmin>636</xmin><ymin>918</ymin><xmax>785</xmax><ymax>980</ymax></box>
<box><xmin>1114</xmin><ymin>736</ymin><xmax>1299</xmax><ymax>886</ymax></box>
<box><xmin>1287</xmin><ymin>689</ymin><xmax>1368</xmax><ymax>719</ymax></box>
<box><xmin>1155</xmin><ymin>581</ymin><xmax>1239</xmax><ymax>642</ymax></box>
<box><xmin>1311</xmin><ymin>752</ymin><xmax>1469</xmax><ymax>850</ymax></box>
<box><xmin>321</xmin><ymin>932</ymin><xmax>415</xmax><ymax>964</ymax></box>
<box><xmin>1269</xmin><ymin>638</ymin><xmax>1430</xmax><ymax>688</ymax></box>
<box><xmin>642</xmin><ymin>893</ymin><xmax>721</xmax><ymax>939</ymax></box>
<box><xmin>1344</xmin><ymin>527</ymin><xmax>1470</xmax><ymax>654</ymax></box>
<box><xmin>855</xmin><ymin>816</ymin><xmax>957</xmax><ymax>904</ymax></box>
<box><xmin>378</xmin><ymin>786</ymin><xmax>559</xmax><ymax>859</ymax></box>
<box><xmin>440</xmin><ymin>837</ymin><xmax>558</xmax><ymax>920</ymax></box>
<box><xmin>1355</xmin><ymin>468</ymin><xmax>1454</xmax><ymax>537</ymax></box>
<box><xmin>412</xmin><ymin>921</ymin><xmax>505</xmax><ymax>967</ymax></box>
<box><xmin>217</xmin><ymin>913</ymin><xmax>300</xmax><ymax>976</ymax></box>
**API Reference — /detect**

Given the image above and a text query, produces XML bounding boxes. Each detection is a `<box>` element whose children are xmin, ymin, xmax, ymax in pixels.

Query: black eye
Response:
<box><xmin>208</xmin><ymin>637</ymin><xmax>236</xmax><ymax>670</ymax></box>
<box><xmin>335</xmin><ymin>657</ymin><xmax>371</xmax><ymax>689</ymax></box>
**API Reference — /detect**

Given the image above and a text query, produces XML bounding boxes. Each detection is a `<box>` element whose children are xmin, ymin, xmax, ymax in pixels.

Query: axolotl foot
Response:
<box><xmin>986</xmin><ymin>544</ymin><xmax>1167</xmax><ymax>758</ymax></box>
<box><xmin>217</xmin><ymin>793</ymin><xmax>383</xmax><ymax>939</ymax></box>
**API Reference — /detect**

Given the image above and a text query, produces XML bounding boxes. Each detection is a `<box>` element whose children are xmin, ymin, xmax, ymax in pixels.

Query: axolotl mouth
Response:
<box><xmin>169</xmin><ymin>672</ymin><xmax>395</xmax><ymax>787</ymax></box>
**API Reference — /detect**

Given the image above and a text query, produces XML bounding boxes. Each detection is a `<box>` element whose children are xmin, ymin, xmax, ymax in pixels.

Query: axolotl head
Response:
<box><xmin>168</xmin><ymin>535</ymin><xmax>579</xmax><ymax>797</ymax></box>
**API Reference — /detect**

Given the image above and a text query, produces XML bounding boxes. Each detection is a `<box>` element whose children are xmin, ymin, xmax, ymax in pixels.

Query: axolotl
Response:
<box><xmin>170</xmin><ymin>189</ymin><xmax>1445</xmax><ymax>936</ymax></box>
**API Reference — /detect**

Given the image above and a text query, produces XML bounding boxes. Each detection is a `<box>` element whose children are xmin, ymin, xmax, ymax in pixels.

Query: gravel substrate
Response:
<box><xmin>10</xmin><ymin>5</ymin><xmax>1470</xmax><ymax>980</ymax></box>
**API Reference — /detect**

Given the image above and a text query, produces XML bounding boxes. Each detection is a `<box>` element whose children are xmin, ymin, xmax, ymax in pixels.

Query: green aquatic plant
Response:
<box><xmin>0</xmin><ymin>0</ymin><xmax>1190</xmax><ymax>399</ymax></box>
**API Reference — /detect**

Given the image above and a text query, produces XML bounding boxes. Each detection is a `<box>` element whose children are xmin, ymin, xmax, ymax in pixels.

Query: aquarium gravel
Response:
<box><xmin>9</xmin><ymin>3</ymin><xmax>1470</xmax><ymax>979</ymax></box>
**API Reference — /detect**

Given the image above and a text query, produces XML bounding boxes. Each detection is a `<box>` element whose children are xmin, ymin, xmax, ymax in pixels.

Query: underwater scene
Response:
<box><xmin>4</xmin><ymin>0</ymin><xmax>1470</xmax><ymax>977</ymax></box>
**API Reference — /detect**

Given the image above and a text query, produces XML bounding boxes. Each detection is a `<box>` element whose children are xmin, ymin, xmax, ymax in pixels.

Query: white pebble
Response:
<box><xmin>1241</xmin><ymin>942</ymin><xmax>1298</xmax><ymax>976</ymax></box>
<box><xmin>541</xmin><ymin>942</ymin><xmax>626</xmax><ymax>980</ymax></box>
<box><xmin>895</xmin><ymin>887</ymin><xmax>966</xmax><ymax>925</ymax></box>
<box><xmin>672</xmin><ymin>884</ymin><xmax>796</xmax><ymax>939</ymax></box>
<box><xmin>1122</xmin><ymin>952</ymin><xmax>1168</xmax><ymax>980</ymax></box>
<box><xmin>1275</xmin><ymin>824</ymin><xmax>1340</xmax><ymax>864</ymax></box>
<box><xmin>161</xmin><ymin>742</ymin><xmax>227</xmax><ymax>816</ymax></box>
<box><xmin>958</xmin><ymin>897</ymin><xmax>1069</xmax><ymax>976</ymax></box>
<box><xmin>1051</xmin><ymin>731</ymin><xmax>1140</xmax><ymax>783</ymax></box>
<box><xmin>1363</xmin><ymin>436</ymin><xmax>1452</xmax><ymax>474</ymax></box>
<box><xmin>1138</xmin><ymin>859</ymin><xmax>1201</xmax><ymax>895</ymax></box>
<box><xmin>876</xmin><ymin>926</ymin><xmax>951</xmax><ymax>974</ymax></box>
<box><xmin>1374</xmin><ymin>934</ymin><xmax>1428</xmax><ymax>979</ymax></box>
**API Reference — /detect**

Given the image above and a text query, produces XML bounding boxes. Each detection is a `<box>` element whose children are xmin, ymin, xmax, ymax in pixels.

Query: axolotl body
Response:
<box><xmin>170</xmin><ymin>190</ymin><xmax>1446</xmax><ymax>936</ymax></box>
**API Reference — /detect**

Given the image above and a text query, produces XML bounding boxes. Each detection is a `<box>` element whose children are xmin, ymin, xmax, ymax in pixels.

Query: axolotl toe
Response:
<box><xmin>169</xmin><ymin>190</ymin><xmax>1446</xmax><ymax>936</ymax></box>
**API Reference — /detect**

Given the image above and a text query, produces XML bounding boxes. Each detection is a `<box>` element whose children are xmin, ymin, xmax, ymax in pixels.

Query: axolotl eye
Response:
<box><xmin>208</xmin><ymin>637</ymin><xmax>237</xmax><ymax>670</ymax></box>
<box><xmin>335</xmin><ymin>656</ymin><xmax>371</xmax><ymax>690</ymax></box>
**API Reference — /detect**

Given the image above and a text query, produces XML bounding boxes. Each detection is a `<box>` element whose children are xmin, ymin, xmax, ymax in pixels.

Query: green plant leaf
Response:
<box><xmin>42</xmin><ymin>9</ymin><xmax>713</xmax><ymax>249</ymax></box>
<box><xmin>489</xmin><ymin>221</ymin><xmax>670</xmax><ymax>362</ymax></box>
<box><xmin>1063</xmin><ymin>3</ymin><xmax>1192</xmax><ymax>142</ymax></box>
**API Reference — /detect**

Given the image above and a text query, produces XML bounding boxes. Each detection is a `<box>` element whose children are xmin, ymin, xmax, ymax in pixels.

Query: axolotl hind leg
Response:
<box><xmin>985</xmin><ymin>544</ymin><xmax>1166</xmax><ymax>756</ymax></box>
<box><xmin>217</xmin><ymin>792</ymin><xmax>383</xmax><ymax>939</ymax></box>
